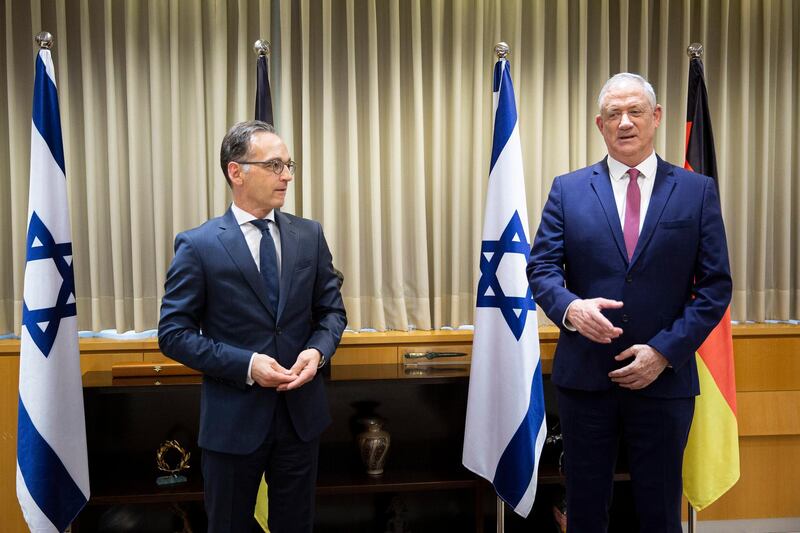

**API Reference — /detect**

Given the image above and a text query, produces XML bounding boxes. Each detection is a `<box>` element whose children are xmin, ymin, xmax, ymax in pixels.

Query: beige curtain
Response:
<box><xmin>1</xmin><ymin>0</ymin><xmax>798</xmax><ymax>334</ymax></box>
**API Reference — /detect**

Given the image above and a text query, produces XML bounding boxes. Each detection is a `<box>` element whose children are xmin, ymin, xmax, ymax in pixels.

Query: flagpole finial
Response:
<box><xmin>687</xmin><ymin>43</ymin><xmax>704</xmax><ymax>59</ymax></box>
<box><xmin>254</xmin><ymin>39</ymin><xmax>271</xmax><ymax>57</ymax></box>
<box><xmin>35</xmin><ymin>32</ymin><xmax>54</xmax><ymax>50</ymax></box>
<box><xmin>495</xmin><ymin>42</ymin><xmax>509</xmax><ymax>59</ymax></box>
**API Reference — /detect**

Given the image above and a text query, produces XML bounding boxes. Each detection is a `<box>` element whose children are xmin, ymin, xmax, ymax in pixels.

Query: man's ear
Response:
<box><xmin>595</xmin><ymin>114</ymin><xmax>604</xmax><ymax>134</ymax></box>
<box><xmin>228</xmin><ymin>161</ymin><xmax>243</xmax><ymax>185</ymax></box>
<box><xmin>653</xmin><ymin>104</ymin><xmax>663</xmax><ymax>127</ymax></box>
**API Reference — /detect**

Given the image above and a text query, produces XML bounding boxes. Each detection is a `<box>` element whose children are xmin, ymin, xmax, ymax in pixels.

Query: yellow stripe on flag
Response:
<box><xmin>683</xmin><ymin>353</ymin><xmax>740</xmax><ymax>511</ymax></box>
<box><xmin>254</xmin><ymin>475</ymin><xmax>270</xmax><ymax>532</ymax></box>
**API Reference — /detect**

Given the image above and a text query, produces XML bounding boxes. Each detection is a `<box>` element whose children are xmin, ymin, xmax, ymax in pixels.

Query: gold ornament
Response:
<box><xmin>156</xmin><ymin>440</ymin><xmax>191</xmax><ymax>477</ymax></box>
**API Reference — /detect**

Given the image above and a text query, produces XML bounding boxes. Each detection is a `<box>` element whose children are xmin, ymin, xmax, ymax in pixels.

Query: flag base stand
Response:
<box><xmin>496</xmin><ymin>496</ymin><xmax>505</xmax><ymax>533</ymax></box>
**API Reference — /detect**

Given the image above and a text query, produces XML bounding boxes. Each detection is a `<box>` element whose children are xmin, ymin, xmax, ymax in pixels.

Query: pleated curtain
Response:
<box><xmin>1</xmin><ymin>0</ymin><xmax>798</xmax><ymax>333</ymax></box>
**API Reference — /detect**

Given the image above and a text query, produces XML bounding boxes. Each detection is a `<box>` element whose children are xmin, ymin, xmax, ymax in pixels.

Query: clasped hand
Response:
<box><xmin>567</xmin><ymin>298</ymin><xmax>668</xmax><ymax>389</ymax></box>
<box><xmin>608</xmin><ymin>344</ymin><xmax>669</xmax><ymax>390</ymax></box>
<box><xmin>250</xmin><ymin>348</ymin><xmax>322</xmax><ymax>391</ymax></box>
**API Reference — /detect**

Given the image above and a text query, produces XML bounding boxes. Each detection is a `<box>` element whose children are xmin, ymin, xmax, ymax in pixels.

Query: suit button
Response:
<box><xmin>622</xmin><ymin>314</ymin><xmax>630</xmax><ymax>323</ymax></box>
<box><xmin>276</xmin><ymin>327</ymin><xmax>282</xmax><ymax>335</ymax></box>
<box><xmin>625</xmin><ymin>275</ymin><xmax>632</xmax><ymax>283</ymax></box>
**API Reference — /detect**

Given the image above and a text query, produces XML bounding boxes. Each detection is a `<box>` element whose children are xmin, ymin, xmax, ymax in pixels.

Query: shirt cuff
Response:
<box><xmin>562</xmin><ymin>301</ymin><xmax>578</xmax><ymax>331</ymax></box>
<box><xmin>246</xmin><ymin>352</ymin><xmax>256</xmax><ymax>385</ymax></box>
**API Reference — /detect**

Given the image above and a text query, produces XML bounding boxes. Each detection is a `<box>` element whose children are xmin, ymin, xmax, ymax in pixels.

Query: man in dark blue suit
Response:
<box><xmin>158</xmin><ymin>120</ymin><xmax>347</xmax><ymax>532</ymax></box>
<box><xmin>527</xmin><ymin>73</ymin><xmax>731</xmax><ymax>532</ymax></box>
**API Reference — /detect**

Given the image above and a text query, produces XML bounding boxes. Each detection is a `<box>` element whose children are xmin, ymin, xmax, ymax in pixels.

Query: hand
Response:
<box><xmin>278</xmin><ymin>348</ymin><xmax>322</xmax><ymax>392</ymax></box>
<box><xmin>565</xmin><ymin>298</ymin><xmax>624</xmax><ymax>343</ymax></box>
<box><xmin>608</xmin><ymin>344</ymin><xmax>669</xmax><ymax>390</ymax></box>
<box><xmin>251</xmin><ymin>353</ymin><xmax>296</xmax><ymax>388</ymax></box>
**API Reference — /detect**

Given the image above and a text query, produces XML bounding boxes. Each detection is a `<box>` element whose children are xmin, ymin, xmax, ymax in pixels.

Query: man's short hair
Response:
<box><xmin>220</xmin><ymin>120</ymin><xmax>277</xmax><ymax>186</ymax></box>
<box><xmin>597</xmin><ymin>73</ymin><xmax>657</xmax><ymax>112</ymax></box>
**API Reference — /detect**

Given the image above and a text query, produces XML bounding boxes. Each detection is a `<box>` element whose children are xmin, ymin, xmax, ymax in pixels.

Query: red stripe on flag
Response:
<box><xmin>683</xmin><ymin>121</ymin><xmax>694</xmax><ymax>171</ymax></box>
<box><xmin>695</xmin><ymin>307</ymin><xmax>737</xmax><ymax>415</ymax></box>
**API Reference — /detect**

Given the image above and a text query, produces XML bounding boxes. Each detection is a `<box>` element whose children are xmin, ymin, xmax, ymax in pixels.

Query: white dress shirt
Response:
<box><xmin>606</xmin><ymin>151</ymin><xmax>658</xmax><ymax>233</ymax></box>
<box><xmin>230</xmin><ymin>203</ymin><xmax>282</xmax><ymax>277</ymax></box>
<box><xmin>230</xmin><ymin>203</ymin><xmax>282</xmax><ymax>384</ymax></box>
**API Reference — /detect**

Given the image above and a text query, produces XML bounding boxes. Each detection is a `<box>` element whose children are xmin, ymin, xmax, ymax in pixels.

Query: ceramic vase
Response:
<box><xmin>356</xmin><ymin>417</ymin><xmax>390</xmax><ymax>476</ymax></box>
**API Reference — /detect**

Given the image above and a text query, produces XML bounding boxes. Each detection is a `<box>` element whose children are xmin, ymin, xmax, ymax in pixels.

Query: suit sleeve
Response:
<box><xmin>527</xmin><ymin>176</ymin><xmax>580</xmax><ymax>329</ymax></box>
<box><xmin>305</xmin><ymin>222</ymin><xmax>347</xmax><ymax>362</ymax></box>
<box><xmin>157</xmin><ymin>232</ymin><xmax>253</xmax><ymax>385</ymax></box>
<box><xmin>647</xmin><ymin>177</ymin><xmax>733</xmax><ymax>369</ymax></box>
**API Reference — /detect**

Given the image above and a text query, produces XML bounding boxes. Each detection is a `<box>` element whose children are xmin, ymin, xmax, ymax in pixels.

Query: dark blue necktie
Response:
<box><xmin>250</xmin><ymin>219</ymin><xmax>280</xmax><ymax>311</ymax></box>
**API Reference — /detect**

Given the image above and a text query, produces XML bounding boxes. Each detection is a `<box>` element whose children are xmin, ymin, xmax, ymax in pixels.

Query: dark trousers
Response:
<box><xmin>556</xmin><ymin>386</ymin><xmax>694</xmax><ymax>533</ymax></box>
<box><xmin>202</xmin><ymin>395</ymin><xmax>320</xmax><ymax>533</ymax></box>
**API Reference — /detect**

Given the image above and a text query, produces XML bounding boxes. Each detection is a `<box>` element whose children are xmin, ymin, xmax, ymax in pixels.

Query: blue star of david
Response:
<box><xmin>21</xmin><ymin>212</ymin><xmax>76</xmax><ymax>357</ymax></box>
<box><xmin>476</xmin><ymin>210</ymin><xmax>537</xmax><ymax>340</ymax></box>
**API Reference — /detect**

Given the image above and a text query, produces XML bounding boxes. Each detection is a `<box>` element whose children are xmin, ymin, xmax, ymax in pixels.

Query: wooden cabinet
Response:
<box><xmin>78</xmin><ymin>362</ymin><xmax>588</xmax><ymax>532</ymax></box>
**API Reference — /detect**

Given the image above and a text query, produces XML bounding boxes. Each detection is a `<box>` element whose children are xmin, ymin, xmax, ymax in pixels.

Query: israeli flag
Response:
<box><xmin>462</xmin><ymin>57</ymin><xmax>546</xmax><ymax>518</ymax></box>
<box><xmin>17</xmin><ymin>47</ymin><xmax>90</xmax><ymax>532</ymax></box>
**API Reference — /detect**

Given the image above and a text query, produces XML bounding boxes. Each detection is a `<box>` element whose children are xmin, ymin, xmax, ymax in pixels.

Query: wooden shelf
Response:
<box><xmin>317</xmin><ymin>466</ymin><xmax>478</xmax><ymax>495</ymax></box>
<box><xmin>89</xmin><ymin>476</ymin><xmax>205</xmax><ymax>506</ymax></box>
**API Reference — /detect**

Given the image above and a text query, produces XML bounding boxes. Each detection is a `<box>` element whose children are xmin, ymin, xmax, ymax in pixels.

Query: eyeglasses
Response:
<box><xmin>236</xmin><ymin>158</ymin><xmax>296</xmax><ymax>176</ymax></box>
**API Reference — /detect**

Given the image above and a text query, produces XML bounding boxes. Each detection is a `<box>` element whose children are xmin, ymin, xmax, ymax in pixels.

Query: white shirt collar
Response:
<box><xmin>607</xmin><ymin>151</ymin><xmax>658</xmax><ymax>182</ymax></box>
<box><xmin>230</xmin><ymin>203</ymin><xmax>276</xmax><ymax>226</ymax></box>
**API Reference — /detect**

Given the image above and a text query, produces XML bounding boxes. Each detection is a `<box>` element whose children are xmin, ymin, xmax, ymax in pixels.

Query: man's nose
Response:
<box><xmin>619</xmin><ymin>112</ymin><xmax>633</xmax><ymax>128</ymax></box>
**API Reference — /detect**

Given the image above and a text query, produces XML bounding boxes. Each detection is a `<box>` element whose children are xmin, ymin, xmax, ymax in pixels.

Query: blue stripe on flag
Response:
<box><xmin>493</xmin><ymin>359</ymin><xmax>546</xmax><ymax>507</ymax></box>
<box><xmin>32</xmin><ymin>53</ymin><xmax>66</xmax><ymax>175</ymax></box>
<box><xmin>17</xmin><ymin>398</ymin><xmax>88</xmax><ymax>531</ymax></box>
<box><xmin>489</xmin><ymin>61</ymin><xmax>517</xmax><ymax>173</ymax></box>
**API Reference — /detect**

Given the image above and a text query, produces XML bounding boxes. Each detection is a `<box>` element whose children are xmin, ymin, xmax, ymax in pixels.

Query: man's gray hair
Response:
<box><xmin>597</xmin><ymin>73</ymin><xmax>657</xmax><ymax>112</ymax></box>
<box><xmin>220</xmin><ymin>120</ymin><xmax>277</xmax><ymax>186</ymax></box>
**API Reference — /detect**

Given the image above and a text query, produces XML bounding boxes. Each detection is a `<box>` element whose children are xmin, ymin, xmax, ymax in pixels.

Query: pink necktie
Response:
<box><xmin>623</xmin><ymin>168</ymin><xmax>641</xmax><ymax>260</ymax></box>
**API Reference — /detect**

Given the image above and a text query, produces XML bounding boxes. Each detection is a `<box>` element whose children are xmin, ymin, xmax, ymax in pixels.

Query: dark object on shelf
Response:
<box><xmin>97</xmin><ymin>503</ymin><xmax>193</xmax><ymax>533</ymax></box>
<box><xmin>543</xmin><ymin>421</ymin><xmax>565</xmax><ymax>475</ymax></box>
<box><xmin>357</xmin><ymin>417</ymin><xmax>391</xmax><ymax>476</ymax></box>
<box><xmin>551</xmin><ymin>485</ymin><xmax>567</xmax><ymax>533</ymax></box>
<box><xmin>383</xmin><ymin>495</ymin><xmax>410</xmax><ymax>533</ymax></box>
<box><xmin>403</xmin><ymin>351</ymin><xmax>467</xmax><ymax>361</ymax></box>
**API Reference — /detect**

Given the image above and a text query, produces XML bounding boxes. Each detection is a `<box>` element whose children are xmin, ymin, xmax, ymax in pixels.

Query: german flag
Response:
<box><xmin>254</xmin><ymin>40</ymin><xmax>273</xmax><ymax>533</ymax></box>
<box><xmin>681</xmin><ymin>50</ymin><xmax>740</xmax><ymax>511</ymax></box>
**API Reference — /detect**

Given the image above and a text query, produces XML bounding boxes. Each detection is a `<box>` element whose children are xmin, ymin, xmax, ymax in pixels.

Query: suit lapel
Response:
<box><xmin>590</xmin><ymin>159</ymin><xmax>629</xmax><ymax>264</ymax></box>
<box><xmin>275</xmin><ymin>210</ymin><xmax>298</xmax><ymax>321</ymax></box>
<box><xmin>217</xmin><ymin>208</ymin><xmax>275</xmax><ymax>317</ymax></box>
<box><xmin>629</xmin><ymin>157</ymin><xmax>677</xmax><ymax>268</ymax></box>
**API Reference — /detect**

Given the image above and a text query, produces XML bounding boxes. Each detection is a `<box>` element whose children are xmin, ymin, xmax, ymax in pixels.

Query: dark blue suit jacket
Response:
<box><xmin>528</xmin><ymin>157</ymin><xmax>732</xmax><ymax>398</ymax></box>
<box><xmin>158</xmin><ymin>208</ymin><xmax>347</xmax><ymax>454</ymax></box>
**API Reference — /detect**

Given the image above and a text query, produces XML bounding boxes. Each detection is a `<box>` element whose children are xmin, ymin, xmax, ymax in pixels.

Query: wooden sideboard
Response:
<box><xmin>1</xmin><ymin>324</ymin><xmax>798</xmax><ymax>531</ymax></box>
